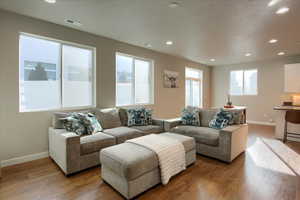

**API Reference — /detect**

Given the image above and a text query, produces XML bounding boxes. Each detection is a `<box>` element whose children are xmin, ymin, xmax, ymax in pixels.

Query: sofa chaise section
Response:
<box><xmin>165</xmin><ymin>117</ymin><xmax>248</xmax><ymax>163</ymax></box>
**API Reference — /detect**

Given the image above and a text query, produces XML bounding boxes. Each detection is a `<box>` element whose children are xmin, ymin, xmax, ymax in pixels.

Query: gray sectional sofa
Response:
<box><xmin>164</xmin><ymin>108</ymin><xmax>248</xmax><ymax>162</ymax></box>
<box><xmin>48</xmin><ymin>107</ymin><xmax>164</xmax><ymax>175</ymax></box>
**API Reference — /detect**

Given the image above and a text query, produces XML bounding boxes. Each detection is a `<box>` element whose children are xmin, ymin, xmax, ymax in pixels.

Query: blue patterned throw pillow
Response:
<box><xmin>63</xmin><ymin>113</ymin><xmax>102</xmax><ymax>135</ymax></box>
<box><xmin>181</xmin><ymin>107</ymin><xmax>200</xmax><ymax>126</ymax></box>
<box><xmin>63</xmin><ymin>113</ymin><xmax>87</xmax><ymax>136</ymax></box>
<box><xmin>209</xmin><ymin>110</ymin><xmax>234</xmax><ymax>129</ymax></box>
<box><xmin>127</xmin><ymin>108</ymin><xmax>152</xmax><ymax>126</ymax></box>
<box><xmin>79</xmin><ymin>113</ymin><xmax>103</xmax><ymax>134</ymax></box>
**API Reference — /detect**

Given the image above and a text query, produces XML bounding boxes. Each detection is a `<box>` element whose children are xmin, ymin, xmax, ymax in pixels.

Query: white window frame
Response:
<box><xmin>185</xmin><ymin>67</ymin><xmax>203</xmax><ymax>108</ymax></box>
<box><xmin>19</xmin><ymin>32</ymin><xmax>97</xmax><ymax>112</ymax></box>
<box><xmin>229</xmin><ymin>69</ymin><xmax>258</xmax><ymax>96</ymax></box>
<box><xmin>115</xmin><ymin>52</ymin><xmax>154</xmax><ymax>107</ymax></box>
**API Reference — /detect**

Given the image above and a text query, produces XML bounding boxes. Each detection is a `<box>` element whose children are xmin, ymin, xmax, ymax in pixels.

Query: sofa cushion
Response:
<box><xmin>103</xmin><ymin>127</ymin><xmax>143</xmax><ymax>144</ymax></box>
<box><xmin>80</xmin><ymin>132</ymin><xmax>116</xmax><ymax>155</ymax></box>
<box><xmin>199</xmin><ymin>109</ymin><xmax>220</xmax><ymax>127</ymax></box>
<box><xmin>131</xmin><ymin>125</ymin><xmax>164</xmax><ymax>135</ymax></box>
<box><xmin>170</xmin><ymin>126</ymin><xmax>219</xmax><ymax>146</ymax></box>
<box><xmin>92</xmin><ymin>108</ymin><xmax>122</xmax><ymax>129</ymax></box>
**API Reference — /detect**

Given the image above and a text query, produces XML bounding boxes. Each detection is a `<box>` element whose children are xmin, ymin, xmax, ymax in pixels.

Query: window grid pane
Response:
<box><xmin>116</xmin><ymin>55</ymin><xmax>133</xmax><ymax>106</ymax></box>
<box><xmin>20</xmin><ymin>35</ymin><xmax>61</xmax><ymax>111</ymax></box>
<box><xmin>230</xmin><ymin>70</ymin><xmax>244</xmax><ymax>95</ymax></box>
<box><xmin>135</xmin><ymin>59</ymin><xmax>151</xmax><ymax>104</ymax></box>
<box><xmin>185</xmin><ymin>67</ymin><xmax>202</xmax><ymax>107</ymax></box>
<box><xmin>116</xmin><ymin>53</ymin><xmax>153</xmax><ymax>106</ymax></box>
<box><xmin>62</xmin><ymin>45</ymin><xmax>93</xmax><ymax>108</ymax></box>
<box><xmin>229</xmin><ymin>69</ymin><xmax>257</xmax><ymax>96</ymax></box>
<box><xmin>19</xmin><ymin>34</ymin><xmax>95</xmax><ymax>112</ymax></box>
<box><xmin>244</xmin><ymin>69</ymin><xmax>258</xmax><ymax>95</ymax></box>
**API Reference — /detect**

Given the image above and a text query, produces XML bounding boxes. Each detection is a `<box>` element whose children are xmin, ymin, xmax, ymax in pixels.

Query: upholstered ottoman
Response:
<box><xmin>100</xmin><ymin>132</ymin><xmax>196</xmax><ymax>199</ymax></box>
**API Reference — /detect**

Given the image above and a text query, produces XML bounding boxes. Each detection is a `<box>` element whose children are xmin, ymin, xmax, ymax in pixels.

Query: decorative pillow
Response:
<box><xmin>127</xmin><ymin>108</ymin><xmax>152</xmax><ymax>126</ymax></box>
<box><xmin>63</xmin><ymin>113</ymin><xmax>87</xmax><ymax>136</ymax></box>
<box><xmin>53</xmin><ymin>112</ymin><xmax>70</xmax><ymax>129</ymax></box>
<box><xmin>80</xmin><ymin>113</ymin><xmax>103</xmax><ymax>134</ymax></box>
<box><xmin>92</xmin><ymin>108</ymin><xmax>121</xmax><ymax>129</ymax></box>
<box><xmin>181</xmin><ymin>107</ymin><xmax>200</xmax><ymax>126</ymax></box>
<box><xmin>209</xmin><ymin>110</ymin><xmax>234</xmax><ymax>129</ymax></box>
<box><xmin>199</xmin><ymin>108</ymin><xmax>220</xmax><ymax>127</ymax></box>
<box><xmin>144</xmin><ymin>108</ymin><xmax>153</xmax><ymax>125</ymax></box>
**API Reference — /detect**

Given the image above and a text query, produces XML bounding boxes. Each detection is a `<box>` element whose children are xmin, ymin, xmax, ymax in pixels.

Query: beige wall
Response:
<box><xmin>212</xmin><ymin>55</ymin><xmax>300</xmax><ymax>123</ymax></box>
<box><xmin>0</xmin><ymin>10</ymin><xmax>211</xmax><ymax>161</ymax></box>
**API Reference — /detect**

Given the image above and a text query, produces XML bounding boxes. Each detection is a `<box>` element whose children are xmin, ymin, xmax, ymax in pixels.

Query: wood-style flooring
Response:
<box><xmin>0</xmin><ymin>124</ymin><xmax>300</xmax><ymax>200</ymax></box>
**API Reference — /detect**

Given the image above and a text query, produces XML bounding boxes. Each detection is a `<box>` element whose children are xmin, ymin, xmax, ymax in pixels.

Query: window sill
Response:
<box><xmin>19</xmin><ymin>105</ymin><xmax>97</xmax><ymax>113</ymax></box>
<box><xmin>230</xmin><ymin>94</ymin><xmax>258</xmax><ymax>96</ymax></box>
<box><xmin>116</xmin><ymin>103</ymin><xmax>155</xmax><ymax>108</ymax></box>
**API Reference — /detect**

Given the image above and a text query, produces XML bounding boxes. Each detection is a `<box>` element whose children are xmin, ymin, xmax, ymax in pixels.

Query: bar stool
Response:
<box><xmin>284</xmin><ymin>110</ymin><xmax>300</xmax><ymax>143</ymax></box>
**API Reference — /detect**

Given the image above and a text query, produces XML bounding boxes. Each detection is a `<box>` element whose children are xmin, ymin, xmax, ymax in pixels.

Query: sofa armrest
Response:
<box><xmin>219</xmin><ymin>124</ymin><xmax>248</xmax><ymax>162</ymax></box>
<box><xmin>164</xmin><ymin>118</ymin><xmax>182</xmax><ymax>131</ymax></box>
<box><xmin>152</xmin><ymin>118</ymin><xmax>164</xmax><ymax>128</ymax></box>
<box><xmin>48</xmin><ymin>127</ymin><xmax>80</xmax><ymax>175</ymax></box>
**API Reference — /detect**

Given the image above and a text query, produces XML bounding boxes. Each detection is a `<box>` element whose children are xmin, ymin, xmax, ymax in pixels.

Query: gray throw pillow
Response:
<box><xmin>93</xmin><ymin>108</ymin><xmax>122</xmax><ymax>129</ymax></box>
<box><xmin>52</xmin><ymin>112</ymin><xmax>70</xmax><ymax>129</ymax></box>
<box><xmin>199</xmin><ymin>108</ymin><xmax>220</xmax><ymax>127</ymax></box>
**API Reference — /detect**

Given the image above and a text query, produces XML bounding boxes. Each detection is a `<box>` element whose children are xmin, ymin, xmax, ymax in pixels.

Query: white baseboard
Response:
<box><xmin>1</xmin><ymin>151</ymin><xmax>49</xmax><ymax>167</ymax></box>
<box><xmin>247</xmin><ymin>120</ymin><xmax>275</xmax><ymax>126</ymax></box>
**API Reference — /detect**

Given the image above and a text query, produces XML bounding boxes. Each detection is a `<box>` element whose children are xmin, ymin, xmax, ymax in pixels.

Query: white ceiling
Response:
<box><xmin>0</xmin><ymin>0</ymin><xmax>300</xmax><ymax>65</ymax></box>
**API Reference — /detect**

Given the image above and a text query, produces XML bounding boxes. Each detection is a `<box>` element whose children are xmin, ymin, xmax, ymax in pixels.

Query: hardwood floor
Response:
<box><xmin>1</xmin><ymin>124</ymin><xmax>299</xmax><ymax>200</ymax></box>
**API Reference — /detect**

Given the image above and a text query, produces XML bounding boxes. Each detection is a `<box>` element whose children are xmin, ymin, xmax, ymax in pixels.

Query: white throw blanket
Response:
<box><xmin>126</xmin><ymin>134</ymin><xmax>186</xmax><ymax>185</ymax></box>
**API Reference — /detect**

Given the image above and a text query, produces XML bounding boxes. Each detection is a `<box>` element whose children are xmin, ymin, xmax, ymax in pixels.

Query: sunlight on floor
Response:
<box><xmin>246</xmin><ymin>138</ymin><xmax>296</xmax><ymax>176</ymax></box>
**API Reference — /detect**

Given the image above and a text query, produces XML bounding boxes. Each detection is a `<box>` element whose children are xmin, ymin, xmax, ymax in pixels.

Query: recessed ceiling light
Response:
<box><xmin>268</xmin><ymin>0</ymin><xmax>281</xmax><ymax>7</ymax></box>
<box><xmin>166</xmin><ymin>40</ymin><xmax>173</xmax><ymax>45</ymax></box>
<box><xmin>64</xmin><ymin>19</ymin><xmax>82</xmax><ymax>26</ymax></box>
<box><xmin>245</xmin><ymin>53</ymin><xmax>252</xmax><ymax>57</ymax></box>
<box><xmin>168</xmin><ymin>2</ymin><xmax>180</xmax><ymax>8</ymax></box>
<box><xmin>269</xmin><ymin>39</ymin><xmax>278</xmax><ymax>43</ymax></box>
<box><xmin>210</xmin><ymin>59</ymin><xmax>216</xmax><ymax>62</ymax></box>
<box><xmin>278</xmin><ymin>52</ymin><xmax>285</xmax><ymax>55</ymax></box>
<box><xmin>44</xmin><ymin>0</ymin><xmax>56</xmax><ymax>3</ymax></box>
<box><xmin>276</xmin><ymin>7</ymin><xmax>290</xmax><ymax>15</ymax></box>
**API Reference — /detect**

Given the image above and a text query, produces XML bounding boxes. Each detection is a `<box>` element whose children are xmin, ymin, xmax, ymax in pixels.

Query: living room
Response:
<box><xmin>0</xmin><ymin>0</ymin><xmax>300</xmax><ymax>200</ymax></box>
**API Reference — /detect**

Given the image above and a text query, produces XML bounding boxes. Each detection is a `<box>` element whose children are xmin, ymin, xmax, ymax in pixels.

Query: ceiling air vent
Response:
<box><xmin>64</xmin><ymin>19</ymin><xmax>82</xmax><ymax>27</ymax></box>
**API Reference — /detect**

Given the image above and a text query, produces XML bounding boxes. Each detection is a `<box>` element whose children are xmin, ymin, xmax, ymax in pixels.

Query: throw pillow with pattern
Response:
<box><xmin>145</xmin><ymin>108</ymin><xmax>153</xmax><ymax>125</ymax></box>
<box><xmin>63</xmin><ymin>113</ymin><xmax>87</xmax><ymax>136</ymax></box>
<box><xmin>127</xmin><ymin>107</ymin><xmax>151</xmax><ymax>126</ymax></box>
<box><xmin>209</xmin><ymin>110</ymin><xmax>234</xmax><ymax>129</ymax></box>
<box><xmin>79</xmin><ymin>113</ymin><xmax>103</xmax><ymax>134</ymax></box>
<box><xmin>181</xmin><ymin>107</ymin><xmax>200</xmax><ymax>126</ymax></box>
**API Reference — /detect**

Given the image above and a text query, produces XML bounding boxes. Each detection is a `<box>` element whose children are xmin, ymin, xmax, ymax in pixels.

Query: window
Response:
<box><xmin>19</xmin><ymin>34</ymin><xmax>95</xmax><ymax>112</ymax></box>
<box><xmin>230</xmin><ymin>69</ymin><xmax>257</xmax><ymax>95</ymax></box>
<box><xmin>116</xmin><ymin>53</ymin><xmax>153</xmax><ymax>106</ymax></box>
<box><xmin>185</xmin><ymin>67</ymin><xmax>203</xmax><ymax>107</ymax></box>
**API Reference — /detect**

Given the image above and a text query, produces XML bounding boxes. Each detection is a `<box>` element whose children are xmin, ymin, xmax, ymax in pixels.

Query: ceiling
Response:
<box><xmin>0</xmin><ymin>0</ymin><xmax>300</xmax><ymax>65</ymax></box>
